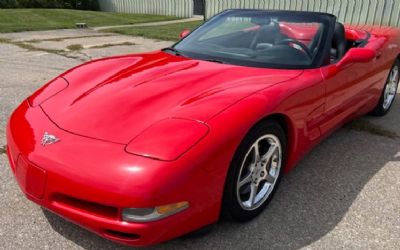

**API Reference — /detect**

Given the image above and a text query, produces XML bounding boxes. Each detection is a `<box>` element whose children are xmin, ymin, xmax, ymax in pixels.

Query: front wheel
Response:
<box><xmin>371</xmin><ymin>60</ymin><xmax>399</xmax><ymax>116</ymax></box>
<box><xmin>222</xmin><ymin>120</ymin><xmax>286</xmax><ymax>222</ymax></box>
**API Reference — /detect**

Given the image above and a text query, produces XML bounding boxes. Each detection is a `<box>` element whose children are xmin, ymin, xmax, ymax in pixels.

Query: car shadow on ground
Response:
<box><xmin>43</xmin><ymin>103</ymin><xmax>400</xmax><ymax>250</ymax></box>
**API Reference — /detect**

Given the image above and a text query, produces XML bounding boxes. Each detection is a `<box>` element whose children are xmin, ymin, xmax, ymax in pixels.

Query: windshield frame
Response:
<box><xmin>172</xmin><ymin>9</ymin><xmax>337</xmax><ymax>69</ymax></box>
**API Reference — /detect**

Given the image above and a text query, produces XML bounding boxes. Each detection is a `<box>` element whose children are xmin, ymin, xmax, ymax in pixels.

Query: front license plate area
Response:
<box><xmin>16</xmin><ymin>156</ymin><xmax>47</xmax><ymax>199</ymax></box>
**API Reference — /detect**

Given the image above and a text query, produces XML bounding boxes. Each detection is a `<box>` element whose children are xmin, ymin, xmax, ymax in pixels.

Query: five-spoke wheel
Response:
<box><xmin>383</xmin><ymin>64</ymin><xmax>399</xmax><ymax>110</ymax></box>
<box><xmin>222</xmin><ymin>120</ymin><xmax>286</xmax><ymax>221</ymax></box>
<box><xmin>372</xmin><ymin>59</ymin><xmax>399</xmax><ymax>116</ymax></box>
<box><xmin>237</xmin><ymin>134</ymin><xmax>282</xmax><ymax>210</ymax></box>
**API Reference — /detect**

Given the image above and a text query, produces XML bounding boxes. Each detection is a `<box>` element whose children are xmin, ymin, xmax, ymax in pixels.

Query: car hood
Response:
<box><xmin>41</xmin><ymin>51</ymin><xmax>302</xmax><ymax>144</ymax></box>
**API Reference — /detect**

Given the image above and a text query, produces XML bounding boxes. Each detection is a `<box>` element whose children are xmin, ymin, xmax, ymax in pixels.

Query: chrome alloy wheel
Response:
<box><xmin>383</xmin><ymin>65</ymin><xmax>399</xmax><ymax>110</ymax></box>
<box><xmin>236</xmin><ymin>134</ymin><xmax>282</xmax><ymax>211</ymax></box>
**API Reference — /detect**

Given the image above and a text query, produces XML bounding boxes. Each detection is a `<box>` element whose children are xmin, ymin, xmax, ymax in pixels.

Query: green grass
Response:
<box><xmin>0</xmin><ymin>9</ymin><xmax>180</xmax><ymax>33</ymax></box>
<box><xmin>89</xmin><ymin>41</ymin><xmax>136</xmax><ymax>49</ymax></box>
<box><xmin>66</xmin><ymin>44</ymin><xmax>84</xmax><ymax>51</ymax></box>
<box><xmin>107</xmin><ymin>21</ymin><xmax>203</xmax><ymax>42</ymax></box>
<box><xmin>0</xmin><ymin>37</ymin><xmax>81</xmax><ymax>59</ymax></box>
<box><xmin>0</xmin><ymin>145</ymin><xmax>6</xmax><ymax>155</ymax></box>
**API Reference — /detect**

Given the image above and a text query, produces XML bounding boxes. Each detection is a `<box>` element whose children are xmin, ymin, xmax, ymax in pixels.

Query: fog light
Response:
<box><xmin>122</xmin><ymin>201</ymin><xmax>189</xmax><ymax>222</ymax></box>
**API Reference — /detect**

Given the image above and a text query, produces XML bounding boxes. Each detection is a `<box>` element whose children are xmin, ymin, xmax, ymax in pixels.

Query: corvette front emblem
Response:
<box><xmin>41</xmin><ymin>132</ymin><xmax>60</xmax><ymax>146</ymax></box>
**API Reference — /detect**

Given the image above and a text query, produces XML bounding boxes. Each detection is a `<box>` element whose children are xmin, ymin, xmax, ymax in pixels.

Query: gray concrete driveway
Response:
<box><xmin>0</xmin><ymin>29</ymin><xmax>399</xmax><ymax>250</ymax></box>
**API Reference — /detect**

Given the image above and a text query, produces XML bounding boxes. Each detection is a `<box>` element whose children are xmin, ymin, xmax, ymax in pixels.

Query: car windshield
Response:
<box><xmin>173</xmin><ymin>10</ymin><xmax>332</xmax><ymax>69</ymax></box>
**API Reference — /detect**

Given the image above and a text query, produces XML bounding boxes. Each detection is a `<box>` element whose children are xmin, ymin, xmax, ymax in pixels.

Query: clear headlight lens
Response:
<box><xmin>122</xmin><ymin>201</ymin><xmax>189</xmax><ymax>222</ymax></box>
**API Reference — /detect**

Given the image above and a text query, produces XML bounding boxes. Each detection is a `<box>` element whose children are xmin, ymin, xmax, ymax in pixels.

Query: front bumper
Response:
<box><xmin>6</xmin><ymin>101</ymin><xmax>220</xmax><ymax>246</ymax></box>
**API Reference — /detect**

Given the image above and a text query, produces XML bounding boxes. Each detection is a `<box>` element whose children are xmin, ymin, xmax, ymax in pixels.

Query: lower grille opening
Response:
<box><xmin>104</xmin><ymin>229</ymin><xmax>141</xmax><ymax>240</ymax></box>
<box><xmin>52</xmin><ymin>194</ymin><xmax>118</xmax><ymax>219</ymax></box>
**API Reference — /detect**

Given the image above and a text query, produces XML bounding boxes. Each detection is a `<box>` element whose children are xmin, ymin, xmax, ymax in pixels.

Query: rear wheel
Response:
<box><xmin>222</xmin><ymin>120</ymin><xmax>286</xmax><ymax>222</ymax></box>
<box><xmin>371</xmin><ymin>60</ymin><xmax>399</xmax><ymax>116</ymax></box>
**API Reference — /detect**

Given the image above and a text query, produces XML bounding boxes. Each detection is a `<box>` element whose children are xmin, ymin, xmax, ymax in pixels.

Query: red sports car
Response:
<box><xmin>6</xmin><ymin>10</ymin><xmax>400</xmax><ymax>246</ymax></box>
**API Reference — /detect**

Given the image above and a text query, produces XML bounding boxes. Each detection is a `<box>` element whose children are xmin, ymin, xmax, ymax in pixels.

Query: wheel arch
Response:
<box><xmin>219</xmin><ymin>111</ymin><xmax>297</xmax><ymax>220</ymax></box>
<box><xmin>251</xmin><ymin>112</ymin><xmax>297</xmax><ymax>173</ymax></box>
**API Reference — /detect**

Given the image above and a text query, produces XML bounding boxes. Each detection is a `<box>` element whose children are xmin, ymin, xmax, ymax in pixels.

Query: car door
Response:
<box><xmin>318</xmin><ymin>55</ymin><xmax>377</xmax><ymax>135</ymax></box>
<box><xmin>318</xmin><ymin>29</ymin><xmax>383</xmax><ymax>135</ymax></box>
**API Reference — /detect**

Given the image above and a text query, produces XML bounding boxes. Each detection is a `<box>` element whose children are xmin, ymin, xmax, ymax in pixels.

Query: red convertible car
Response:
<box><xmin>6</xmin><ymin>10</ymin><xmax>400</xmax><ymax>246</ymax></box>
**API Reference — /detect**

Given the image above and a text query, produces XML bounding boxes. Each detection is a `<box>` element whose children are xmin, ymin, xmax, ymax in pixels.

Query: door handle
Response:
<box><xmin>375</xmin><ymin>51</ymin><xmax>382</xmax><ymax>60</ymax></box>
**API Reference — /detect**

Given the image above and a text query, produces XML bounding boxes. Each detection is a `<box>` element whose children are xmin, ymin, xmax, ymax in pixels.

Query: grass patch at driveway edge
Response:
<box><xmin>106</xmin><ymin>21</ymin><xmax>203</xmax><ymax>42</ymax></box>
<box><xmin>0</xmin><ymin>145</ymin><xmax>6</xmax><ymax>155</ymax></box>
<box><xmin>0</xmin><ymin>9</ymin><xmax>180</xmax><ymax>33</ymax></box>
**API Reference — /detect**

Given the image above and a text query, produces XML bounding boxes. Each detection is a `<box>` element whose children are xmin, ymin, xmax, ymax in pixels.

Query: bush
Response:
<box><xmin>62</xmin><ymin>0</ymin><xmax>99</xmax><ymax>10</ymax></box>
<box><xmin>0</xmin><ymin>0</ymin><xmax>99</xmax><ymax>10</ymax></box>
<box><xmin>0</xmin><ymin>0</ymin><xmax>19</xmax><ymax>8</ymax></box>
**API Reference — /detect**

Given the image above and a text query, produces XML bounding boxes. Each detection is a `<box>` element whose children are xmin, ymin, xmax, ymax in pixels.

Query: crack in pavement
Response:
<box><xmin>76</xmin><ymin>50</ymin><xmax>93</xmax><ymax>61</ymax></box>
<box><xmin>0</xmin><ymin>38</ymin><xmax>81</xmax><ymax>61</ymax></box>
<box><xmin>25</xmin><ymin>34</ymin><xmax>115</xmax><ymax>43</ymax></box>
<box><xmin>0</xmin><ymin>145</ymin><xmax>6</xmax><ymax>155</ymax></box>
<box><xmin>1</xmin><ymin>37</ymin><xmax>130</xmax><ymax>62</ymax></box>
<box><xmin>345</xmin><ymin>119</ymin><xmax>399</xmax><ymax>139</ymax></box>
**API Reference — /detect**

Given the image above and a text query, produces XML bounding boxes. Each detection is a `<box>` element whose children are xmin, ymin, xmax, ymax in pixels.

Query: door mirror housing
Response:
<box><xmin>337</xmin><ymin>48</ymin><xmax>376</xmax><ymax>69</ymax></box>
<box><xmin>179</xmin><ymin>29</ymin><xmax>191</xmax><ymax>39</ymax></box>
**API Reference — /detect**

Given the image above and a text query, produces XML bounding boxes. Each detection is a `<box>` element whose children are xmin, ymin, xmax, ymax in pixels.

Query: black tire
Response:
<box><xmin>221</xmin><ymin>120</ymin><xmax>287</xmax><ymax>222</ymax></box>
<box><xmin>371</xmin><ymin>59</ymin><xmax>400</xmax><ymax>116</ymax></box>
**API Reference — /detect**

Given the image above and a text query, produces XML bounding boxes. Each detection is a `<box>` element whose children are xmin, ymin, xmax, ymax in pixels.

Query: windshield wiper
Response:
<box><xmin>203</xmin><ymin>58</ymin><xmax>225</xmax><ymax>64</ymax></box>
<box><xmin>162</xmin><ymin>48</ymin><xmax>225</xmax><ymax>64</ymax></box>
<box><xmin>162</xmin><ymin>47</ymin><xmax>184</xmax><ymax>56</ymax></box>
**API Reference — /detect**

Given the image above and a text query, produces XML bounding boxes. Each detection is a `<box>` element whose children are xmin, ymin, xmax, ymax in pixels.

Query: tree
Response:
<box><xmin>0</xmin><ymin>0</ymin><xmax>99</xmax><ymax>10</ymax></box>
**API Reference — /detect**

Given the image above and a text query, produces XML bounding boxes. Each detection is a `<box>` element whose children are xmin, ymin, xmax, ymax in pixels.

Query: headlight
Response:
<box><xmin>122</xmin><ymin>201</ymin><xmax>189</xmax><ymax>222</ymax></box>
<box><xmin>28</xmin><ymin>77</ymin><xmax>68</xmax><ymax>107</ymax></box>
<box><xmin>125</xmin><ymin>118</ymin><xmax>209</xmax><ymax>161</ymax></box>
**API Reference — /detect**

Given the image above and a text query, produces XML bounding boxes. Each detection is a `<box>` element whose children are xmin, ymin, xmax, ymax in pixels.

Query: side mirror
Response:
<box><xmin>337</xmin><ymin>48</ymin><xmax>376</xmax><ymax>69</ymax></box>
<box><xmin>179</xmin><ymin>29</ymin><xmax>191</xmax><ymax>39</ymax></box>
